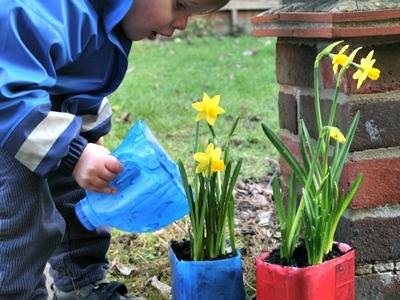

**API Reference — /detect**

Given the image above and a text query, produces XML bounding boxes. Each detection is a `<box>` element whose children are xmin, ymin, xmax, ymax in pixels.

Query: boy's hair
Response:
<box><xmin>184</xmin><ymin>0</ymin><xmax>230</xmax><ymax>14</ymax></box>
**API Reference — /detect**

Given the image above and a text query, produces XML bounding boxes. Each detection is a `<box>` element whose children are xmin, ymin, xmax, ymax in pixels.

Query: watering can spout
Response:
<box><xmin>75</xmin><ymin>120</ymin><xmax>189</xmax><ymax>232</ymax></box>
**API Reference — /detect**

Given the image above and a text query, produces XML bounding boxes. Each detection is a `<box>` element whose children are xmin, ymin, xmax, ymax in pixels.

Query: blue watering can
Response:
<box><xmin>75</xmin><ymin>120</ymin><xmax>189</xmax><ymax>232</ymax></box>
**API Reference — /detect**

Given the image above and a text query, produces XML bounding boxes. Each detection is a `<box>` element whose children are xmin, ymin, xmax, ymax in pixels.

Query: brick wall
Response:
<box><xmin>252</xmin><ymin>5</ymin><xmax>400</xmax><ymax>299</ymax></box>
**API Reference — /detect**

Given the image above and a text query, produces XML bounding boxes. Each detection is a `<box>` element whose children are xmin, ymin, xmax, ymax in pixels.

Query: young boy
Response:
<box><xmin>0</xmin><ymin>0</ymin><xmax>229</xmax><ymax>299</ymax></box>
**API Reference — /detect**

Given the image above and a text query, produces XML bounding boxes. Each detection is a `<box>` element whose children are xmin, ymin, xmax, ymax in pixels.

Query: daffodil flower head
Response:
<box><xmin>192</xmin><ymin>93</ymin><xmax>225</xmax><ymax>126</ymax></box>
<box><xmin>353</xmin><ymin>50</ymin><xmax>381</xmax><ymax>89</ymax></box>
<box><xmin>332</xmin><ymin>45</ymin><xmax>349</xmax><ymax>74</ymax></box>
<box><xmin>328</xmin><ymin>126</ymin><xmax>346</xmax><ymax>144</ymax></box>
<box><xmin>193</xmin><ymin>143</ymin><xmax>225</xmax><ymax>175</ymax></box>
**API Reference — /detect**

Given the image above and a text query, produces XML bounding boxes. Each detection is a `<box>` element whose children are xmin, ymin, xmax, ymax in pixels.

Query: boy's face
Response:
<box><xmin>121</xmin><ymin>0</ymin><xmax>193</xmax><ymax>41</ymax></box>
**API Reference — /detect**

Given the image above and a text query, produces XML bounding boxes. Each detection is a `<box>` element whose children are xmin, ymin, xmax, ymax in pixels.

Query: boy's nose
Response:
<box><xmin>173</xmin><ymin>16</ymin><xmax>189</xmax><ymax>31</ymax></box>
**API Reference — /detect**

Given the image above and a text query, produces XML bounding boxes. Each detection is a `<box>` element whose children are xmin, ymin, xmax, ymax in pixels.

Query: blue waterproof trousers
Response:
<box><xmin>0</xmin><ymin>148</ymin><xmax>111</xmax><ymax>299</ymax></box>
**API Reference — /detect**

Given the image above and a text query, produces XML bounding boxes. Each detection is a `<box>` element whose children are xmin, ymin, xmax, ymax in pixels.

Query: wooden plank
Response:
<box><xmin>231</xmin><ymin>9</ymin><xmax>239</xmax><ymax>28</ymax></box>
<box><xmin>221</xmin><ymin>0</ymin><xmax>274</xmax><ymax>10</ymax></box>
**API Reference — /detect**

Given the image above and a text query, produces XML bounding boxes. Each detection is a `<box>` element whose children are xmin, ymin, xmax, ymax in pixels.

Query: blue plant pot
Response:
<box><xmin>168</xmin><ymin>243</ymin><xmax>246</xmax><ymax>300</ymax></box>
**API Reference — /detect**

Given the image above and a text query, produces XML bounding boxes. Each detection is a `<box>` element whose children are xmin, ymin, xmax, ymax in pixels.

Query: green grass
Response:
<box><xmin>107</xmin><ymin>35</ymin><xmax>278</xmax><ymax>179</ymax></box>
<box><xmin>106</xmin><ymin>35</ymin><xmax>279</xmax><ymax>299</ymax></box>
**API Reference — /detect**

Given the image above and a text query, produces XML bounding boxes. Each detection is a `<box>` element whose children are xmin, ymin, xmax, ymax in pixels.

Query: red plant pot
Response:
<box><xmin>256</xmin><ymin>244</ymin><xmax>355</xmax><ymax>300</ymax></box>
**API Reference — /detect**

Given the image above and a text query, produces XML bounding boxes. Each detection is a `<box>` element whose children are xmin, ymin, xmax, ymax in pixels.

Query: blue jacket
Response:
<box><xmin>0</xmin><ymin>0</ymin><xmax>133</xmax><ymax>177</ymax></box>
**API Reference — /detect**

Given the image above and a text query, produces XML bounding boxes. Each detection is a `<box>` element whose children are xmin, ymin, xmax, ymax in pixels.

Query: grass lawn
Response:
<box><xmin>106</xmin><ymin>35</ymin><xmax>278</xmax><ymax>299</ymax></box>
<box><xmin>107</xmin><ymin>35</ymin><xmax>278</xmax><ymax>179</ymax></box>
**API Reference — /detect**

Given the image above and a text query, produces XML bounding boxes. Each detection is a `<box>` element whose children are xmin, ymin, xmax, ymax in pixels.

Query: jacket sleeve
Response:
<box><xmin>0</xmin><ymin>5</ymin><xmax>87</xmax><ymax>177</ymax></box>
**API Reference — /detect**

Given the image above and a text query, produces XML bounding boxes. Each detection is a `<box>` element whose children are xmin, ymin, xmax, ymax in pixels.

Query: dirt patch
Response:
<box><xmin>235</xmin><ymin>176</ymin><xmax>280</xmax><ymax>250</ymax></box>
<box><xmin>234</xmin><ymin>159</ymin><xmax>280</xmax><ymax>298</ymax></box>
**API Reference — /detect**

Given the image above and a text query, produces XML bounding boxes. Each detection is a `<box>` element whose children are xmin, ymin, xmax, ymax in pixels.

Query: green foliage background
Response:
<box><xmin>107</xmin><ymin>36</ymin><xmax>278</xmax><ymax>179</ymax></box>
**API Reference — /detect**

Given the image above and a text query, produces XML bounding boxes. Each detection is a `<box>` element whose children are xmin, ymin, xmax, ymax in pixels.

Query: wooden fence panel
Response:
<box><xmin>220</xmin><ymin>0</ymin><xmax>278</xmax><ymax>30</ymax></box>
<box><xmin>222</xmin><ymin>0</ymin><xmax>273</xmax><ymax>10</ymax></box>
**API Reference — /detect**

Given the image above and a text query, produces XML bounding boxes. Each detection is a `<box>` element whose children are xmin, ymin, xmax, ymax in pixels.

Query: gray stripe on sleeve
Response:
<box><xmin>15</xmin><ymin>111</ymin><xmax>75</xmax><ymax>171</ymax></box>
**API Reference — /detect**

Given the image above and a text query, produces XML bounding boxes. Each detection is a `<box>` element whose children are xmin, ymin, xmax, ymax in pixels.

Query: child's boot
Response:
<box><xmin>52</xmin><ymin>281</ymin><xmax>144</xmax><ymax>300</ymax></box>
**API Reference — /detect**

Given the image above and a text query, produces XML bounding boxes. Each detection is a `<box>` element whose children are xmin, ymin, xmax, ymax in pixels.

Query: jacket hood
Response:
<box><xmin>88</xmin><ymin>0</ymin><xmax>134</xmax><ymax>33</ymax></box>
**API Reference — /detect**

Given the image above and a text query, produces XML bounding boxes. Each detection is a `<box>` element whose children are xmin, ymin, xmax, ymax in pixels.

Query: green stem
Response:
<box><xmin>290</xmin><ymin>137</ymin><xmax>323</xmax><ymax>259</ymax></box>
<box><xmin>228</xmin><ymin>197</ymin><xmax>236</xmax><ymax>253</ymax></box>
<box><xmin>327</xmin><ymin>79</ymin><xmax>341</xmax><ymax>127</ymax></box>
<box><xmin>194</xmin><ymin>122</ymin><xmax>200</xmax><ymax>153</ymax></box>
<box><xmin>314</xmin><ymin>58</ymin><xmax>323</xmax><ymax>132</ymax></box>
<box><xmin>328</xmin><ymin>64</ymin><xmax>347</xmax><ymax>127</ymax></box>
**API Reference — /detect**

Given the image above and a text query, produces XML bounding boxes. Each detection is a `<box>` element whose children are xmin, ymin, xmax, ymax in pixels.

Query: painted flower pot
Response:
<box><xmin>168</xmin><ymin>244</ymin><xmax>246</xmax><ymax>300</ymax></box>
<box><xmin>256</xmin><ymin>243</ymin><xmax>355</xmax><ymax>300</ymax></box>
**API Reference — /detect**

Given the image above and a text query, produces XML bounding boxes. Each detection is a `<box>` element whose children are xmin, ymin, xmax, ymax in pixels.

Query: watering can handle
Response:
<box><xmin>111</xmin><ymin>159</ymin><xmax>142</xmax><ymax>192</ymax></box>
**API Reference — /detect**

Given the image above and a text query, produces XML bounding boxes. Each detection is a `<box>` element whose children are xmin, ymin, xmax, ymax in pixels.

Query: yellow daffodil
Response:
<box><xmin>192</xmin><ymin>93</ymin><xmax>225</xmax><ymax>126</ymax></box>
<box><xmin>331</xmin><ymin>45</ymin><xmax>349</xmax><ymax>74</ymax></box>
<box><xmin>193</xmin><ymin>143</ymin><xmax>225</xmax><ymax>175</ymax></box>
<box><xmin>329</xmin><ymin>127</ymin><xmax>346</xmax><ymax>144</ymax></box>
<box><xmin>352</xmin><ymin>50</ymin><xmax>381</xmax><ymax>89</ymax></box>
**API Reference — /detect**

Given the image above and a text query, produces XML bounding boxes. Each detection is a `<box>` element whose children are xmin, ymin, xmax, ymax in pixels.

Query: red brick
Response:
<box><xmin>252</xmin><ymin>27</ymin><xmax>334</xmax><ymax>39</ymax></box>
<box><xmin>251</xmin><ymin>10</ymin><xmax>400</xmax><ymax>39</ymax></box>
<box><xmin>298</xmin><ymin>92</ymin><xmax>400</xmax><ymax>151</ymax></box>
<box><xmin>278</xmin><ymin>130</ymin><xmax>301</xmax><ymax>181</ymax></box>
<box><xmin>278</xmin><ymin>131</ymin><xmax>400</xmax><ymax>209</ymax></box>
<box><xmin>341</xmin><ymin>156</ymin><xmax>400</xmax><ymax>209</ymax></box>
<box><xmin>297</xmin><ymin>93</ymin><xmax>342</xmax><ymax>142</ymax></box>
<box><xmin>280</xmin><ymin>130</ymin><xmax>301</xmax><ymax>158</ymax></box>
<box><xmin>253</xmin><ymin>25</ymin><xmax>400</xmax><ymax>39</ymax></box>
<box><xmin>251</xmin><ymin>9</ymin><xmax>400</xmax><ymax>25</ymax></box>
<box><xmin>356</xmin><ymin>273</ymin><xmax>400</xmax><ymax>300</ymax></box>
<box><xmin>321</xmin><ymin>42</ymin><xmax>400</xmax><ymax>94</ymax></box>
<box><xmin>336</xmin><ymin>213</ymin><xmax>400</xmax><ymax>263</ymax></box>
<box><xmin>278</xmin><ymin>91</ymin><xmax>298</xmax><ymax>134</ymax></box>
<box><xmin>276</xmin><ymin>40</ymin><xmax>317</xmax><ymax>87</ymax></box>
<box><xmin>341</xmin><ymin>94</ymin><xmax>400</xmax><ymax>151</ymax></box>
<box><xmin>276</xmin><ymin>39</ymin><xmax>400</xmax><ymax>94</ymax></box>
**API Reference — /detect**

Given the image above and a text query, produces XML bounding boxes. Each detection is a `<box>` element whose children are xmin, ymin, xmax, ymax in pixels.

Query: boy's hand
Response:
<box><xmin>72</xmin><ymin>143</ymin><xmax>123</xmax><ymax>193</ymax></box>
